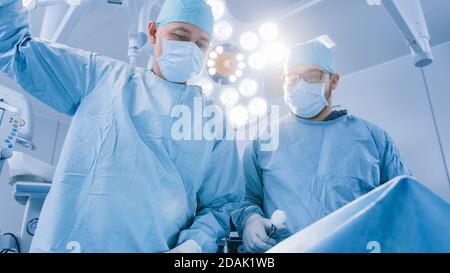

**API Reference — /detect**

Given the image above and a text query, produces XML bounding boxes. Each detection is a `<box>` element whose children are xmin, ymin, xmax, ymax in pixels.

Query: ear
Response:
<box><xmin>331</xmin><ymin>73</ymin><xmax>340</xmax><ymax>90</ymax></box>
<box><xmin>148</xmin><ymin>21</ymin><xmax>158</xmax><ymax>45</ymax></box>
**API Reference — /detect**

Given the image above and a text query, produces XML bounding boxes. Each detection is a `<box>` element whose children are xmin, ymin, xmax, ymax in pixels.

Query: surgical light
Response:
<box><xmin>248</xmin><ymin>97</ymin><xmax>268</xmax><ymax>116</ymax></box>
<box><xmin>208</xmin><ymin>68</ymin><xmax>217</xmax><ymax>76</ymax></box>
<box><xmin>214</xmin><ymin>20</ymin><xmax>233</xmax><ymax>41</ymax></box>
<box><xmin>229</xmin><ymin>105</ymin><xmax>249</xmax><ymax>128</ymax></box>
<box><xmin>239</xmin><ymin>31</ymin><xmax>259</xmax><ymax>51</ymax></box>
<box><xmin>209</xmin><ymin>51</ymin><xmax>218</xmax><ymax>59</ymax></box>
<box><xmin>235</xmin><ymin>70</ymin><xmax>243</xmax><ymax>77</ymax></box>
<box><xmin>239</xmin><ymin>78</ymin><xmax>258</xmax><ymax>97</ymax></box>
<box><xmin>263</xmin><ymin>42</ymin><xmax>289</xmax><ymax>63</ymax></box>
<box><xmin>191</xmin><ymin>77</ymin><xmax>214</xmax><ymax>98</ymax></box>
<box><xmin>207</xmin><ymin>0</ymin><xmax>225</xmax><ymax>20</ymax></box>
<box><xmin>215</xmin><ymin>45</ymin><xmax>224</xmax><ymax>54</ymax></box>
<box><xmin>220</xmin><ymin>87</ymin><xmax>239</xmax><ymax>106</ymax></box>
<box><xmin>22</xmin><ymin>0</ymin><xmax>37</xmax><ymax>11</ymax></box>
<box><xmin>207</xmin><ymin>44</ymin><xmax>245</xmax><ymax>84</ymax></box>
<box><xmin>248</xmin><ymin>51</ymin><xmax>267</xmax><ymax>70</ymax></box>
<box><xmin>259</xmin><ymin>22</ymin><xmax>279</xmax><ymax>41</ymax></box>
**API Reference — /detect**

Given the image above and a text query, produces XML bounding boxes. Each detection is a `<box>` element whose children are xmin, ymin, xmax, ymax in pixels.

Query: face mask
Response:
<box><xmin>284</xmin><ymin>81</ymin><xmax>329</xmax><ymax>118</ymax></box>
<box><xmin>157</xmin><ymin>39</ymin><xmax>206</xmax><ymax>83</ymax></box>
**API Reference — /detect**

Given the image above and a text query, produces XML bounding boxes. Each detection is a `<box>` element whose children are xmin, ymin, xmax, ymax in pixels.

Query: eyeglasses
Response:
<box><xmin>283</xmin><ymin>69</ymin><xmax>332</xmax><ymax>86</ymax></box>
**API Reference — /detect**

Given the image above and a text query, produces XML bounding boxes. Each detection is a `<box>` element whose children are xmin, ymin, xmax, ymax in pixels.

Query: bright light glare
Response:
<box><xmin>208</xmin><ymin>68</ymin><xmax>217</xmax><ymax>75</ymax></box>
<box><xmin>259</xmin><ymin>22</ymin><xmax>279</xmax><ymax>41</ymax></box>
<box><xmin>214</xmin><ymin>20</ymin><xmax>233</xmax><ymax>41</ymax></box>
<box><xmin>263</xmin><ymin>42</ymin><xmax>289</xmax><ymax>63</ymax></box>
<box><xmin>220</xmin><ymin>87</ymin><xmax>239</xmax><ymax>106</ymax></box>
<box><xmin>215</xmin><ymin>45</ymin><xmax>224</xmax><ymax>54</ymax></box>
<box><xmin>22</xmin><ymin>0</ymin><xmax>37</xmax><ymax>11</ymax></box>
<box><xmin>248</xmin><ymin>97</ymin><xmax>268</xmax><ymax>116</ymax></box>
<box><xmin>229</xmin><ymin>105</ymin><xmax>249</xmax><ymax>127</ymax></box>
<box><xmin>207</xmin><ymin>0</ymin><xmax>225</xmax><ymax>20</ymax></box>
<box><xmin>248</xmin><ymin>51</ymin><xmax>267</xmax><ymax>70</ymax></box>
<box><xmin>239</xmin><ymin>78</ymin><xmax>258</xmax><ymax>97</ymax></box>
<box><xmin>239</xmin><ymin>31</ymin><xmax>259</xmax><ymax>51</ymax></box>
<box><xmin>190</xmin><ymin>77</ymin><xmax>214</xmax><ymax>97</ymax></box>
<box><xmin>66</xmin><ymin>0</ymin><xmax>81</xmax><ymax>5</ymax></box>
<box><xmin>209</xmin><ymin>51</ymin><xmax>218</xmax><ymax>59</ymax></box>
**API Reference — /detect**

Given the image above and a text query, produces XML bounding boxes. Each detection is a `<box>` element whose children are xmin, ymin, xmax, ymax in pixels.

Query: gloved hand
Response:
<box><xmin>165</xmin><ymin>239</ymin><xmax>202</xmax><ymax>253</ymax></box>
<box><xmin>242</xmin><ymin>214</ymin><xmax>278</xmax><ymax>253</ymax></box>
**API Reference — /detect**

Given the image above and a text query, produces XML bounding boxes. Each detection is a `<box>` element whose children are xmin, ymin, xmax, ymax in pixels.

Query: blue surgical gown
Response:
<box><xmin>268</xmin><ymin>176</ymin><xmax>450</xmax><ymax>253</ymax></box>
<box><xmin>232</xmin><ymin>113</ymin><xmax>411</xmax><ymax>237</ymax></box>
<box><xmin>0</xmin><ymin>0</ymin><xmax>243</xmax><ymax>252</ymax></box>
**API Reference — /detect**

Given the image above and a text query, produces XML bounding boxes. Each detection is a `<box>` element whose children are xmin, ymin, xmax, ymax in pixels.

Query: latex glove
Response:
<box><xmin>165</xmin><ymin>240</ymin><xmax>202</xmax><ymax>253</ymax></box>
<box><xmin>242</xmin><ymin>214</ymin><xmax>278</xmax><ymax>253</ymax></box>
<box><xmin>269</xmin><ymin>210</ymin><xmax>290</xmax><ymax>240</ymax></box>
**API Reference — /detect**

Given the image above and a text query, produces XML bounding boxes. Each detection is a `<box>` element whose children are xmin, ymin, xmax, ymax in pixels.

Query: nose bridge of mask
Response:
<box><xmin>299</xmin><ymin>80</ymin><xmax>325</xmax><ymax>95</ymax></box>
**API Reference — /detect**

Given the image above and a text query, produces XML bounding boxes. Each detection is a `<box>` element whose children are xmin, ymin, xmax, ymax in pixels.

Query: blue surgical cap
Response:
<box><xmin>285</xmin><ymin>40</ymin><xmax>335</xmax><ymax>74</ymax></box>
<box><xmin>156</xmin><ymin>0</ymin><xmax>214</xmax><ymax>39</ymax></box>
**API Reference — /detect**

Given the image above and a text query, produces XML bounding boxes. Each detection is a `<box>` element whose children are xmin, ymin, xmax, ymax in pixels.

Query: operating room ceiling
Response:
<box><xmin>26</xmin><ymin>0</ymin><xmax>450</xmax><ymax>77</ymax></box>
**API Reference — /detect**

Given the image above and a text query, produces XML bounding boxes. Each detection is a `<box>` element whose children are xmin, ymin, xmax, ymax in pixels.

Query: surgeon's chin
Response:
<box><xmin>151</xmin><ymin>61</ymin><xmax>188</xmax><ymax>85</ymax></box>
<box><xmin>151</xmin><ymin>61</ymin><xmax>165</xmax><ymax>79</ymax></box>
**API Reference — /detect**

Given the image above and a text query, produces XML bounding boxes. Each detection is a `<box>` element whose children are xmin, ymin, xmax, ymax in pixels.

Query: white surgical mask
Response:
<box><xmin>157</xmin><ymin>39</ymin><xmax>206</xmax><ymax>83</ymax></box>
<box><xmin>284</xmin><ymin>81</ymin><xmax>329</xmax><ymax>118</ymax></box>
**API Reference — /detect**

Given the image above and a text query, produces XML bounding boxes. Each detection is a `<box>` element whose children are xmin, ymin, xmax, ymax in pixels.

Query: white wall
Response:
<box><xmin>335</xmin><ymin>42</ymin><xmax>450</xmax><ymax>201</ymax></box>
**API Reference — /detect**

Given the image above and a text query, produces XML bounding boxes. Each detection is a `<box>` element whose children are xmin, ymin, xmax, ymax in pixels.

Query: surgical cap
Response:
<box><xmin>285</xmin><ymin>40</ymin><xmax>335</xmax><ymax>74</ymax></box>
<box><xmin>156</xmin><ymin>0</ymin><xmax>214</xmax><ymax>39</ymax></box>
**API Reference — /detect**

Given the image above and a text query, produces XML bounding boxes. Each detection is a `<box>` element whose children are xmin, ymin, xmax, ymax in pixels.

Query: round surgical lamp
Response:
<box><xmin>220</xmin><ymin>87</ymin><xmax>240</xmax><ymax>107</ymax></box>
<box><xmin>207</xmin><ymin>0</ymin><xmax>225</xmax><ymax>20</ymax></box>
<box><xmin>239</xmin><ymin>31</ymin><xmax>259</xmax><ymax>52</ymax></box>
<box><xmin>229</xmin><ymin>105</ymin><xmax>249</xmax><ymax>128</ymax></box>
<box><xmin>259</xmin><ymin>22</ymin><xmax>279</xmax><ymax>41</ymax></box>
<box><xmin>239</xmin><ymin>78</ymin><xmax>258</xmax><ymax>97</ymax></box>
<box><xmin>248</xmin><ymin>97</ymin><xmax>268</xmax><ymax>116</ymax></box>
<box><xmin>248</xmin><ymin>51</ymin><xmax>267</xmax><ymax>70</ymax></box>
<box><xmin>207</xmin><ymin>44</ymin><xmax>246</xmax><ymax>85</ymax></box>
<box><xmin>214</xmin><ymin>20</ymin><xmax>233</xmax><ymax>41</ymax></box>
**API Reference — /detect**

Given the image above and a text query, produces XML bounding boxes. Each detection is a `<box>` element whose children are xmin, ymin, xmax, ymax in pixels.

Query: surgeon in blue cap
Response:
<box><xmin>232</xmin><ymin>40</ymin><xmax>412</xmax><ymax>253</ymax></box>
<box><xmin>0</xmin><ymin>0</ymin><xmax>244</xmax><ymax>252</ymax></box>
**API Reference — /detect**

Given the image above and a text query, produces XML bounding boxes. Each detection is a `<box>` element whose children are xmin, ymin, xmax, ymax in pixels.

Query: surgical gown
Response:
<box><xmin>0</xmin><ymin>0</ymin><xmax>243</xmax><ymax>253</ymax></box>
<box><xmin>232</xmin><ymin>113</ymin><xmax>411</xmax><ymax>238</ymax></box>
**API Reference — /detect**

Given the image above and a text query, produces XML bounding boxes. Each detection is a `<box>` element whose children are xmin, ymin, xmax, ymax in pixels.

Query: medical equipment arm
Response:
<box><xmin>176</xmin><ymin>139</ymin><xmax>245</xmax><ymax>253</ymax></box>
<box><xmin>0</xmin><ymin>0</ymin><xmax>111</xmax><ymax>116</ymax></box>
<box><xmin>231</xmin><ymin>140</ymin><xmax>266</xmax><ymax>237</ymax></box>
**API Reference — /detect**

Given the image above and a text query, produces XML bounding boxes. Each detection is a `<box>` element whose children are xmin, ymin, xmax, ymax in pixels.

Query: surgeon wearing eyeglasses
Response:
<box><xmin>232</xmin><ymin>40</ymin><xmax>411</xmax><ymax>253</ymax></box>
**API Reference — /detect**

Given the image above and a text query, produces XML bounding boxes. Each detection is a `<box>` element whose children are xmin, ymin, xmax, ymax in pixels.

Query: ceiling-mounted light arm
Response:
<box><xmin>378</xmin><ymin>0</ymin><xmax>433</xmax><ymax>67</ymax></box>
<box><xmin>106</xmin><ymin>0</ymin><xmax>158</xmax><ymax>72</ymax></box>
